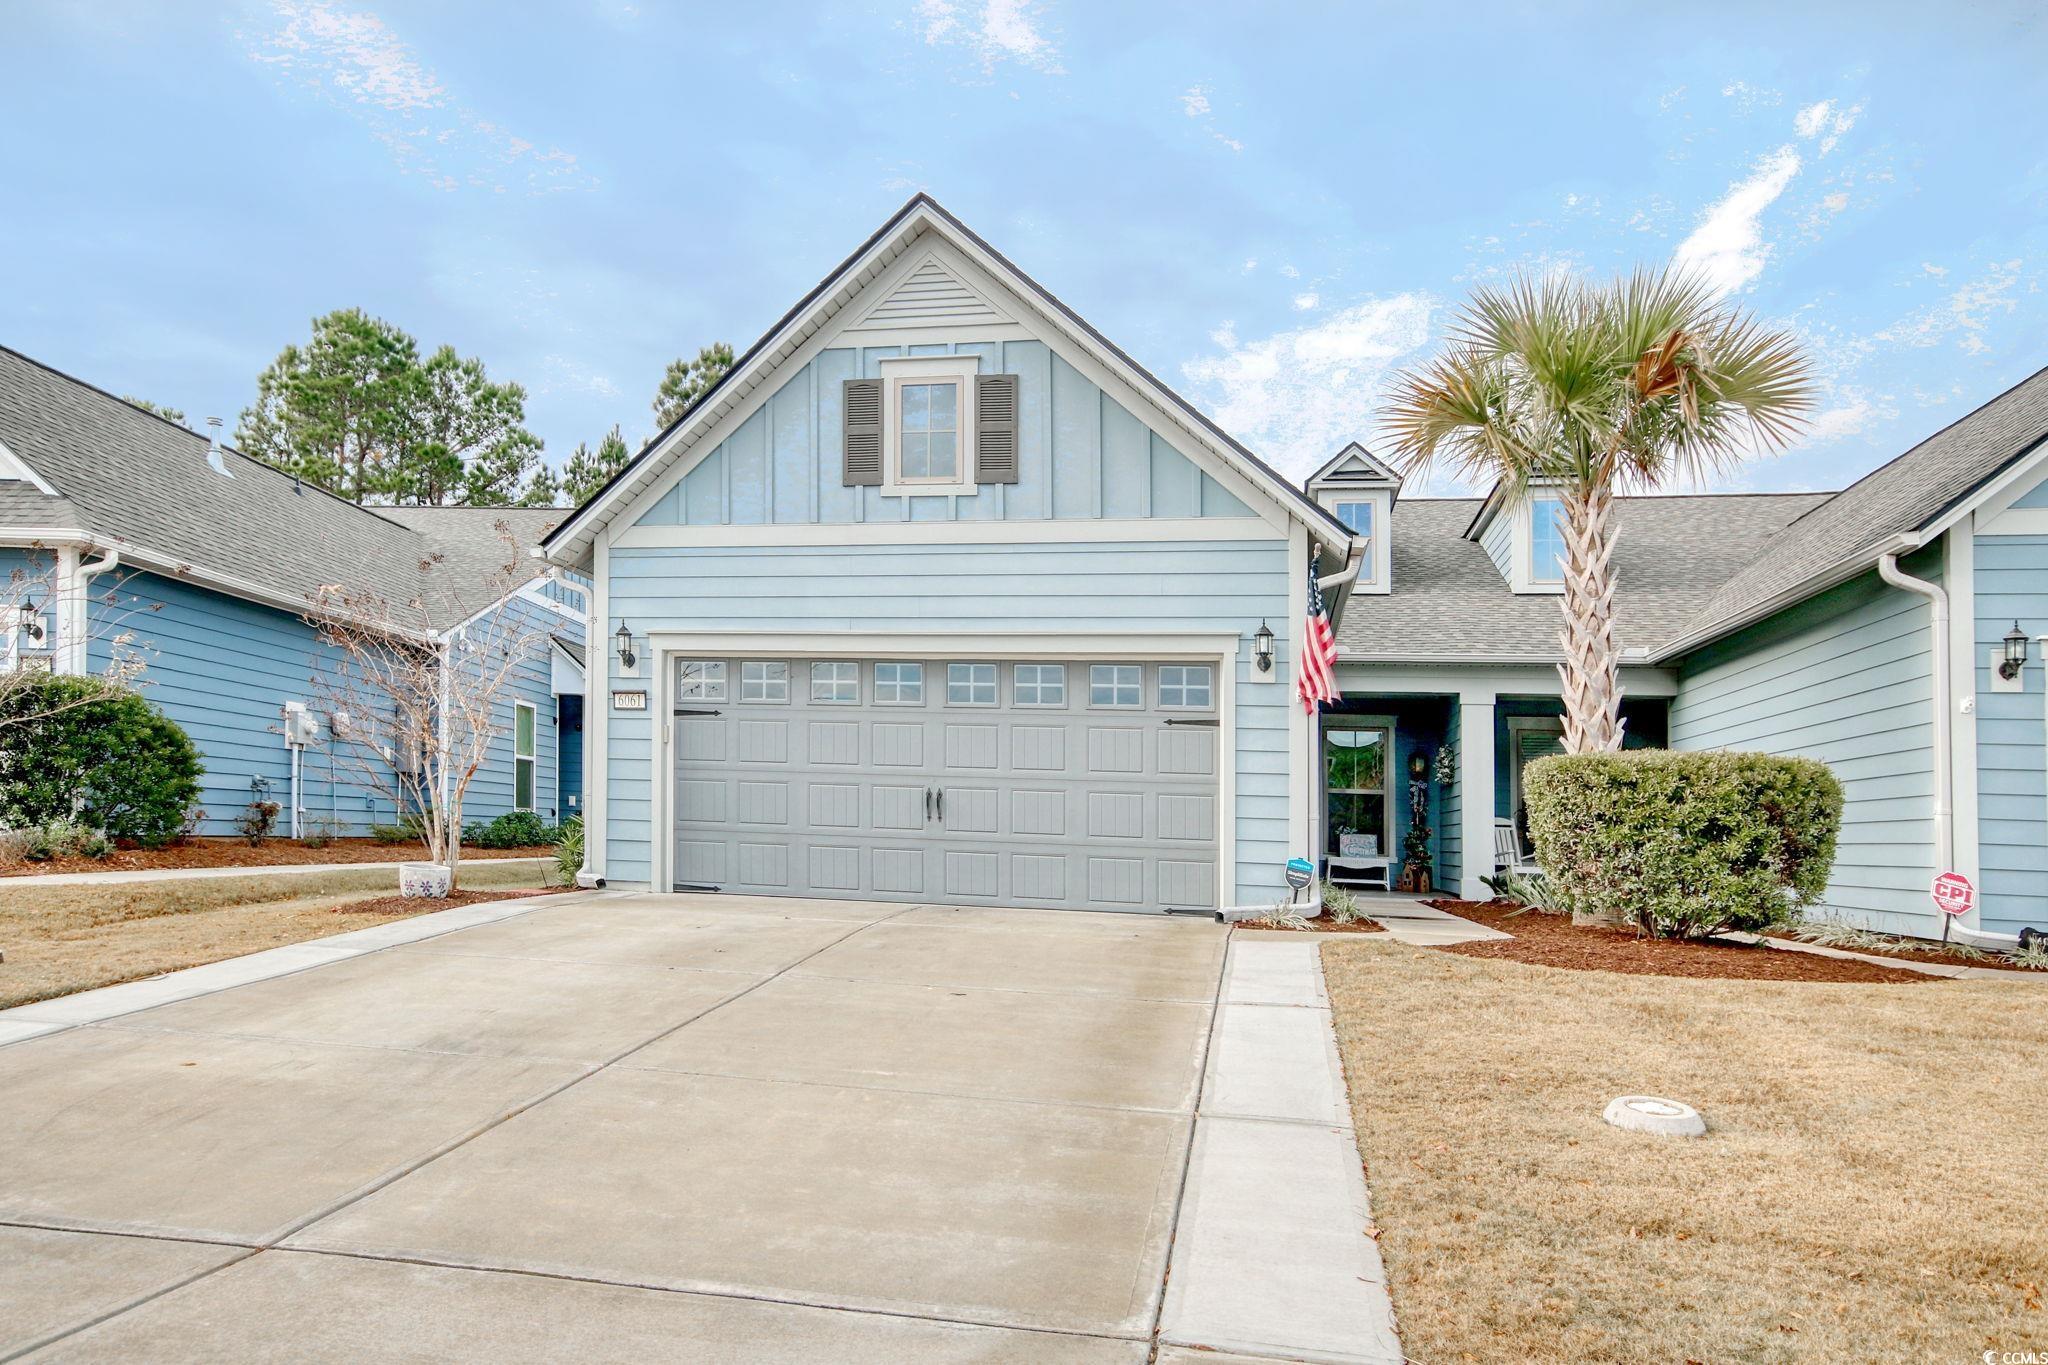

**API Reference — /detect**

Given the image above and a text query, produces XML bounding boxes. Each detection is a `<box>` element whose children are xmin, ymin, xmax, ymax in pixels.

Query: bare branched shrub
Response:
<box><xmin>306</xmin><ymin>527</ymin><xmax>543</xmax><ymax>890</ymax></box>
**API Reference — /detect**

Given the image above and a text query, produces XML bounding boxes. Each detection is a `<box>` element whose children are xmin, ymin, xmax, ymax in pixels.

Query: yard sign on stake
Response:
<box><xmin>1931</xmin><ymin>870</ymin><xmax>1974</xmax><ymax>941</ymax></box>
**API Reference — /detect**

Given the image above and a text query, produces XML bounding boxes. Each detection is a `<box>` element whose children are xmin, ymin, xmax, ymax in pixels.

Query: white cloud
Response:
<box><xmin>1877</xmin><ymin>260</ymin><xmax>2028</xmax><ymax>354</ymax></box>
<box><xmin>1806</xmin><ymin>397</ymin><xmax>1876</xmax><ymax>441</ymax></box>
<box><xmin>1181</xmin><ymin>293</ymin><xmax>1435</xmax><ymax>479</ymax></box>
<box><xmin>1674</xmin><ymin>145</ymin><xmax>1802</xmax><ymax>295</ymax></box>
<box><xmin>1176</xmin><ymin>82</ymin><xmax>1242</xmax><ymax>152</ymax></box>
<box><xmin>1292</xmin><ymin>292</ymin><xmax>1319</xmax><ymax>311</ymax></box>
<box><xmin>1240</xmin><ymin>258</ymin><xmax>1257</xmax><ymax>273</ymax></box>
<box><xmin>1795</xmin><ymin>98</ymin><xmax>1861</xmax><ymax>154</ymax></box>
<box><xmin>1279</xmin><ymin>264</ymin><xmax>1299</xmax><ymax>279</ymax></box>
<box><xmin>246</xmin><ymin>2</ymin><xmax>592</xmax><ymax>193</ymax></box>
<box><xmin>915</xmin><ymin>0</ymin><xmax>1063</xmax><ymax>74</ymax></box>
<box><xmin>1721</xmin><ymin>79</ymin><xmax>1782</xmax><ymax>113</ymax></box>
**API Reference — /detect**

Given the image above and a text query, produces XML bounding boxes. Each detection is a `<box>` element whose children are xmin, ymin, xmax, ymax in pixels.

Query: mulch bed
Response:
<box><xmin>0</xmin><ymin>838</ymin><xmax>556</xmax><ymax>878</ymax></box>
<box><xmin>1770</xmin><ymin>934</ymin><xmax>2047</xmax><ymax>974</ymax></box>
<box><xmin>1237</xmin><ymin>916</ymin><xmax>1385</xmax><ymax>934</ymax></box>
<box><xmin>331</xmin><ymin>887</ymin><xmax>566</xmax><ymax>916</ymax></box>
<box><xmin>1420</xmin><ymin>900</ymin><xmax>1932</xmax><ymax>984</ymax></box>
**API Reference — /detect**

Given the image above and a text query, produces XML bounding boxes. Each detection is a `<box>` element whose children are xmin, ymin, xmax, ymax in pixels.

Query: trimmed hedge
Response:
<box><xmin>0</xmin><ymin>675</ymin><xmax>204</xmax><ymax>847</ymax></box>
<box><xmin>1524</xmin><ymin>749</ymin><xmax>1843</xmax><ymax>939</ymax></box>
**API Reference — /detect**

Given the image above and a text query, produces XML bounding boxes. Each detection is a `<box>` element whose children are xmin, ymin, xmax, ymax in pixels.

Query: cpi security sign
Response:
<box><xmin>1931</xmin><ymin>870</ymin><xmax>1975</xmax><ymax>917</ymax></box>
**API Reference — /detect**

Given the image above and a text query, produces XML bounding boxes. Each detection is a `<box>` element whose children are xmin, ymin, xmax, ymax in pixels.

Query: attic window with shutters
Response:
<box><xmin>844</xmin><ymin>355</ymin><xmax>1018</xmax><ymax>496</ymax></box>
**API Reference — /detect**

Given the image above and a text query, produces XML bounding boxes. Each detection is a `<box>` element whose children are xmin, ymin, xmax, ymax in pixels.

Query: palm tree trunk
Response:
<box><xmin>1555</xmin><ymin>482</ymin><xmax>1626</xmax><ymax>756</ymax></box>
<box><xmin>1557</xmin><ymin>482</ymin><xmax>1630</xmax><ymax>926</ymax></box>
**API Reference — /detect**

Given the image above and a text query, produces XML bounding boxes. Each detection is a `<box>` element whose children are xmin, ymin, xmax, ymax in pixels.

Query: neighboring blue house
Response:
<box><xmin>542</xmin><ymin>195</ymin><xmax>2045</xmax><ymax>948</ymax></box>
<box><xmin>0</xmin><ymin>346</ymin><xmax>586</xmax><ymax>839</ymax></box>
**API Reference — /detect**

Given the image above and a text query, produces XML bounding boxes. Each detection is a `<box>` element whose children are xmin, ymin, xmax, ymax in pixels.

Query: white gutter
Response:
<box><xmin>1877</xmin><ymin>544</ymin><xmax>2022</xmax><ymax>948</ymax></box>
<box><xmin>67</xmin><ymin>549</ymin><xmax>120</xmax><ymax>675</ymax></box>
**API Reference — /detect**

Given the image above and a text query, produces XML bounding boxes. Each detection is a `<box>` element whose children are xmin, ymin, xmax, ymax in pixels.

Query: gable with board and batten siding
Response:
<box><xmin>557</xmin><ymin>198</ymin><xmax>1347</xmax><ymax>910</ymax></box>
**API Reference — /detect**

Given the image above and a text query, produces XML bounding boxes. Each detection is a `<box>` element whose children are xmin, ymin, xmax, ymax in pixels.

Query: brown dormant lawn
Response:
<box><xmin>0</xmin><ymin>862</ymin><xmax>555</xmax><ymax>1011</ymax></box>
<box><xmin>1323</xmin><ymin>935</ymin><xmax>2047</xmax><ymax>1362</ymax></box>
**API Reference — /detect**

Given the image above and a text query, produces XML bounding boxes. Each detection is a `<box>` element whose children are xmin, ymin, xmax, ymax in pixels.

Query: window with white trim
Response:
<box><xmin>675</xmin><ymin>660</ymin><xmax>726</xmax><ymax>701</ymax></box>
<box><xmin>1013</xmin><ymin>663</ymin><xmax>1066</xmax><ymax>706</ymax></box>
<box><xmin>1334</xmin><ymin>500</ymin><xmax>1377</xmax><ymax>584</ymax></box>
<box><xmin>740</xmin><ymin>661</ymin><xmax>788</xmax><ymax>702</ymax></box>
<box><xmin>810</xmin><ymin>661</ymin><xmax>859</xmax><ymax>703</ymax></box>
<box><xmin>1090</xmin><ymin>664</ymin><xmax>1141</xmax><ymax>707</ymax></box>
<box><xmin>1529</xmin><ymin>495</ymin><xmax>1567</xmax><ymax>585</ymax></box>
<box><xmin>947</xmin><ymin>662</ymin><xmax>997</xmax><ymax>706</ymax></box>
<box><xmin>898</xmin><ymin>382</ymin><xmax>960</xmax><ymax>483</ymax></box>
<box><xmin>1158</xmin><ymin>665</ymin><xmax>1213</xmax><ymax>709</ymax></box>
<box><xmin>513</xmin><ymin>702</ymin><xmax>537</xmax><ymax>812</ymax></box>
<box><xmin>874</xmin><ymin>661</ymin><xmax>924</xmax><ymax>703</ymax></box>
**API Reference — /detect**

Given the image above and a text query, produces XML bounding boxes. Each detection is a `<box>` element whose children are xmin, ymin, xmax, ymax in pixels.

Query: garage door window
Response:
<box><xmin>874</xmin><ymin>661</ymin><xmax>924</xmax><ymax>703</ymax></box>
<box><xmin>676</xmin><ymin>660</ymin><xmax>726</xmax><ymax>702</ymax></box>
<box><xmin>947</xmin><ymin>662</ymin><xmax>997</xmax><ymax>706</ymax></box>
<box><xmin>1013</xmin><ymin>663</ymin><xmax>1066</xmax><ymax>706</ymax></box>
<box><xmin>811</xmin><ymin>661</ymin><xmax>859</xmax><ymax>703</ymax></box>
<box><xmin>740</xmin><ymin>661</ymin><xmax>789</xmax><ymax>703</ymax></box>
<box><xmin>1090</xmin><ymin>664</ymin><xmax>1141</xmax><ymax>707</ymax></box>
<box><xmin>1159</xmin><ymin>665</ymin><xmax>1213</xmax><ymax>709</ymax></box>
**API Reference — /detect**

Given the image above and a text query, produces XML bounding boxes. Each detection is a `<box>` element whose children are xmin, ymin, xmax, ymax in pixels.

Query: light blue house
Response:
<box><xmin>0</xmin><ymin>346</ymin><xmax>586</xmax><ymax>839</ymax></box>
<box><xmin>543</xmin><ymin>197</ymin><xmax>2046</xmax><ymax>947</ymax></box>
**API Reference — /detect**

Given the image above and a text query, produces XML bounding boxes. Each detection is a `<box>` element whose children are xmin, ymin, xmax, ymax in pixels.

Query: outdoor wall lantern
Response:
<box><xmin>615</xmin><ymin>620</ymin><xmax>637</xmax><ymax>671</ymax></box>
<box><xmin>1253</xmin><ymin>620</ymin><xmax>1275</xmax><ymax>674</ymax></box>
<box><xmin>2000</xmin><ymin>621</ymin><xmax>2029</xmax><ymax>681</ymax></box>
<box><xmin>1409</xmin><ymin>751</ymin><xmax>1428</xmax><ymax>781</ymax></box>
<box><xmin>17</xmin><ymin>600</ymin><xmax>43</xmax><ymax>645</ymax></box>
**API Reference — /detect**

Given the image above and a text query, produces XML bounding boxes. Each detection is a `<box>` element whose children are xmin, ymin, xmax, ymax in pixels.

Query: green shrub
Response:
<box><xmin>0</xmin><ymin>675</ymin><xmax>203</xmax><ymax>847</ymax></box>
<box><xmin>462</xmin><ymin>810</ymin><xmax>556</xmax><ymax>849</ymax></box>
<box><xmin>1524</xmin><ymin>749</ymin><xmax>1843</xmax><ymax>939</ymax></box>
<box><xmin>1</xmin><ymin>818</ymin><xmax>112</xmax><ymax>862</ymax></box>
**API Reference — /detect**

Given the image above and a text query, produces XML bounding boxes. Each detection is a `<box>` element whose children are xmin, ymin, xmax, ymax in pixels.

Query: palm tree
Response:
<box><xmin>1381</xmin><ymin>267</ymin><xmax>1815</xmax><ymax>752</ymax></box>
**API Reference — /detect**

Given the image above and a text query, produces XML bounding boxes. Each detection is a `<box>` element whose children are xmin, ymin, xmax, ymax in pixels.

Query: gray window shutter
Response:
<box><xmin>842</xmin><ymin>378</ymin><xmax>882</xmax><ymax>486</ymax></box>
<box><xmin>975</xmin><ymin>373</ymin><xmax>1019</xmax><ymax>484</ymax></box>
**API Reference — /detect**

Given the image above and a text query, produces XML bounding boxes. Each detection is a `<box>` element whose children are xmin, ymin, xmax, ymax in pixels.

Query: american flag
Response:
<box><xmin>1296</xmin><ymin>550</ymin><xmax>1340</xmax><ymax>714</ymax></box>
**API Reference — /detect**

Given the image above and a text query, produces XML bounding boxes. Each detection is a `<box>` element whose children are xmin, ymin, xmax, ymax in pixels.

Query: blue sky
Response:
<box><xmin>5</xmin><ymin>2</ymin><xmax>2045</xmax><ymax>497</ymax></box>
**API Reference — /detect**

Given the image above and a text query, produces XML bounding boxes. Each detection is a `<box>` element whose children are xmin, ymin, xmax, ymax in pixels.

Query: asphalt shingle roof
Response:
<box><xmin>1335</xmin><ymin>493</ymin><xmax>1829</xmax><ymax>663</ymax></box>
<box><xmin>0</xmin><ymin>345</ymin><xmax>562</xmax><ymax>630</ymax></box>
<box><xmin>1664</xmin><ymin>365</ymin><xmax>2048</xmax><ymax>656</ymax></box>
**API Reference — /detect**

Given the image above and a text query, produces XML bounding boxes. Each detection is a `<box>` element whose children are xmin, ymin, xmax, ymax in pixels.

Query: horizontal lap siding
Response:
<box><xmin>1974</xmin><ymin>532</ymin><xmax>2048</xmax><ymax>935</ymax></box>
<box><xmin>459</xmin><ymin>595</ymin><xmax>564</xmax><ymax>828</ymax></box>
<box><xmin>86</xmin><ymin>571</ymin><xmax>561</xmax><ymax>839</ymax></box>
<box><xmin>604</xmin><ymin>538</ymin><xmax>1292</xmax><ymax>902</ymax></box>
<box><xmin>1670</xmin><ymin>563</ymin><xmax>1939</xmax><ymax>935</ymax></box>
<box><xmin>87</xmin><ymin>570</ymin><xmax>394</xmax><ymax>836</ymax></box>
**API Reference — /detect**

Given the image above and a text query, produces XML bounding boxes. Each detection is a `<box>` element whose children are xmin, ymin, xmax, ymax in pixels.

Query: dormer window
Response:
<box><xmin>1464</xmin><ymin>480</ymin><xmax>1568</xmax><ymax>594</ymax></box>
<box><xmin>1306</xmin><ymin>443</ymin><xmax>1400</xmax><ymax>595</ymax></box>
<box><xmin>1528</xmin><ymin>494</ymin><xmax>1567</xmax><ymax>586</ymax></box>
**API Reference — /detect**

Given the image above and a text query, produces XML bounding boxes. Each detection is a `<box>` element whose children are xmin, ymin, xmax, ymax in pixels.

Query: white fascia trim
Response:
<box><xmin>544</xmin><ymin>204</ymin><xmax>1346</xmax><ymax>560</ymax></box>
<box><xmin>513</xmin><ymin>580</ymin><xmax>588</xmax><ymax>625</ymax></box>
<box><xmin>610</xmin><ymin>515</ymin><xmax>1280</xmax><ymax>550</ymax></box>
<box><xmin>0</xmin><ymin>439</ymin><xmax>61</xmax><ymax>498</ymax></box>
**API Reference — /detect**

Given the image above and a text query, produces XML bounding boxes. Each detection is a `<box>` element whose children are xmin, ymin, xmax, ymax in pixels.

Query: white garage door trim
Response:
<box><xmin>645</xmin><ymin>630</ymin><xmax>1243</xmax><ymax>905</ymax></box>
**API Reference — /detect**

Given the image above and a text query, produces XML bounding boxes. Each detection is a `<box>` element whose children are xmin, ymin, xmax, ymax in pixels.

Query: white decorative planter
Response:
<box><xmin>399</xmin><ymin>862</ymin><xmax>453</xmax><ymax>899</ymax></box>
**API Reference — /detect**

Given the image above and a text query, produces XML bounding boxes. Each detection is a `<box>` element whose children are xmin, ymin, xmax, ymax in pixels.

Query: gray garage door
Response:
<box><xmin>670</xmin><ymin>657</ymin><xmax>1221</xmax><ymax>913</ymax></box>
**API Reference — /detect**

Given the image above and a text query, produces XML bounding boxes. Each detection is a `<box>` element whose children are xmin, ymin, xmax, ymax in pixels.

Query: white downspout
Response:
<box><xmin>60</xmin><ymin>549</ymin><xmax>120</xmax><ymax>675</ymax></box>
<box><xmin>1878</xmin><ymin>545</ymin><xmax>2021</xmax><ymax>948</ymax></box>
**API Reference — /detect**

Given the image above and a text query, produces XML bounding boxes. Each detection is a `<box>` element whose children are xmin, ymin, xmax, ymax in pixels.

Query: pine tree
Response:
<box><xmin>561</xmin><ymin>425</ymin><xmax>632</xmax><ymax>505</ymax></box>
<box><xmin>652</xmin><ymin>342</ymin><xmax>735</xmax><ymax>428</ymax></box>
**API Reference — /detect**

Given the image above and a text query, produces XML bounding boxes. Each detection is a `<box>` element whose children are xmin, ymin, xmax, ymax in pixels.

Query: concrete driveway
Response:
<box><xmin>0</xmin><ymin>893</ymin><xmax>1228</xmax><ymax>1361</ymax></box>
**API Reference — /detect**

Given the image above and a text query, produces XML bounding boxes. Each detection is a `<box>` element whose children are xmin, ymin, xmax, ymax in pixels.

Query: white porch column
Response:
<box><xmin>1459</xmin><ymin>694</ymin><xmax>1497</xmax><ymax>900</ymax></box>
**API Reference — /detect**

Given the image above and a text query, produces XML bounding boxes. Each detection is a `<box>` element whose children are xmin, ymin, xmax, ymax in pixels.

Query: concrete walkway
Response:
<box><xmin>1355</xmin><ymin>892</ymin><xmax>1510</xmax><ymax>946</ymax></box>
<box><xmin>1159</xmin><ymin>936</ymin><xmax>1402</xmax><ymax>1363</ymax></box>
<box><xmin>0</xmin><ymin>855</ymin><xmax>552</xmax><ymax>889</ymax></box>
<box><xmin>0</xmin><ymin>894</ymin><xmax>1243</xmax><ymax>1361</ymax></box>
